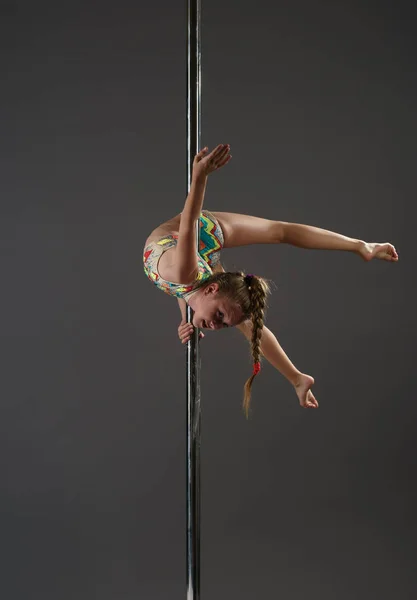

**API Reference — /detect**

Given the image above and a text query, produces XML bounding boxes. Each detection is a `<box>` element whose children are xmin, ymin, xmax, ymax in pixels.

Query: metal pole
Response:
<box><xmin>186</xmin><ymin>1</ymin><xmax>202</xmax><ymax>599</ymax></box>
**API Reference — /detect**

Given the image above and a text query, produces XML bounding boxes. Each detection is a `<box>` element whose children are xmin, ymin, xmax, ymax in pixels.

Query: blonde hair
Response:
<box><xmin>195</xmin><ymin>271</ymin><xmax>272</xmax><ymax>418</ymax></box>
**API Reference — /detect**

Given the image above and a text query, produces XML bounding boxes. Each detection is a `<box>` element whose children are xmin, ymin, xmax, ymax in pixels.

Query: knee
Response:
<box><xmin>274</xmin><ymin>221</ymin><xmax>287</xmax><ymax>243</ymax></box>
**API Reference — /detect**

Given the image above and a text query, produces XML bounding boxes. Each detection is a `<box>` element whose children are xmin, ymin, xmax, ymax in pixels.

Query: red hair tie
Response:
<box><xmin>253</xmin><ymin>362</ymin><xmax>261</xmax><ymax>375</ymax></box>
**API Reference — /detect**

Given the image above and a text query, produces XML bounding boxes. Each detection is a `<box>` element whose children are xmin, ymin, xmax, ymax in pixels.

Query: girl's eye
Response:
<box><xmin>218</xmin><ymin>312</ymin><xmax>228</xmax><ymax>327</ymax></box>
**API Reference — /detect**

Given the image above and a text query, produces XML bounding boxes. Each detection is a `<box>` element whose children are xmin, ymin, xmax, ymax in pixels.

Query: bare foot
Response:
<box><xmin>294</xmin><ymin>373</ymin><xmax>319</xmax><ymax>409</ymax></box>
<box><xmin>359</xmin><ymin>241</ymin><xmax>399</xmax><ymax>262</ymax></box>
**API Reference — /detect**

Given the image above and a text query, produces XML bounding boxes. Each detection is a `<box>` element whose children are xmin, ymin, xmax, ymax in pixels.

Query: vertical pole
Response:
<box><xmin>186</xmin><ymin>1</ymin><xmax>201</xmax><ymax>600</ymax></box>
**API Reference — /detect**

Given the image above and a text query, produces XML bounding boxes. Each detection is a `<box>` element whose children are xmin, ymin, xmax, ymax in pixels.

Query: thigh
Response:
<box><xmin>209</xmin><ymin>211</ymin><xmax>282</xmax><ymax>248</ymax></box>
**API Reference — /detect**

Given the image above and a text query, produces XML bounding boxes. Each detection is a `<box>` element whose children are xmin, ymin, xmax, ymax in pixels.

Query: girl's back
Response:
<box><xmin>144</xmin><ymin>213</ymin><xmax>182</xmax><ymax>283</ymax></box>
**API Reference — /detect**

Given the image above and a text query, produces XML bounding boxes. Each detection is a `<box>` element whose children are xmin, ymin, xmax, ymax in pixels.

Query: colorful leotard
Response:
<box><xmin>143</xmin><ymin>210</ymin><xmax>224</xmax><ymax>300</ymax></box>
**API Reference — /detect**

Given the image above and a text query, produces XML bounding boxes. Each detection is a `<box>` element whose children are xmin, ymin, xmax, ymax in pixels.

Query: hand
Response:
<box><xmin>192</xmin><ymin>144</ymin><xmax>232</xmax><ymax>178</ymax></box>
<box><xmin>294</xmin><ymin>373</ymin><xmax>319</xmax><ymax>409</ymax></box>
<box><xmin>358</xmin><ymin>241</ymin><xmax>399</xmax><ymax>262</ymax></box>
<box><xmin>178</xmin><ymin>319</ymin><xmax>205</xmax><ymax>344</ymax></box>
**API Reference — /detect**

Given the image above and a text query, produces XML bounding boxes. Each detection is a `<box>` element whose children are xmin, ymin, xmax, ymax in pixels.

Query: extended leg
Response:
<box><xmin>210</xmin><ymin>211</ymin><xmax>398</xmax><ymax>261</ymax></box>
<box><xmin>211</xmin><ymin>211</ymin><xmax>284</xmax><ymax>247</ymax></box>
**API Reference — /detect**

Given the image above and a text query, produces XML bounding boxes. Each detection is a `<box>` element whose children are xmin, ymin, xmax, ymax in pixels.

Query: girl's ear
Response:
<box><xmin>205</xmin><ymin>283</ymin><xmax>218</xmax><ymax>294</ymax></box>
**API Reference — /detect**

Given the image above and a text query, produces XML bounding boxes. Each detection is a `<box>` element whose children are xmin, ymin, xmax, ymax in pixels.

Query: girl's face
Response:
<box><xmin>189</xmin><ymin>283</ymin><xmax>243</xmax><ymax>330</ymax></box>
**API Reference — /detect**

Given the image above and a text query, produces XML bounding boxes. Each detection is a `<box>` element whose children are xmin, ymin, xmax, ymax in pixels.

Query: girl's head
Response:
<box><xmin>187</xmin><ymin>271</ymin><xmax>271</xmax><ymax>418</ymax></box>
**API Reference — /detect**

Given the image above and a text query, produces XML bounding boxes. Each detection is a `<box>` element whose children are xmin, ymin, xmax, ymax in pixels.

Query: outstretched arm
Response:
<box><xmin>176</xmin><ymin>273</ymin><xmax>317</xmax><ymax>407</ymax></box>
<box><xmin>236</xmin><ymin>320</ymin><xmax>318</xmax><ymax>408</ymax></box>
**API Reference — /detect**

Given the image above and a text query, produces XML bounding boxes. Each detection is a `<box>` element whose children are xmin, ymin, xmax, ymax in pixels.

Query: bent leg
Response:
<box><xmin>209</xmin><ymin>211</ymin><xmax>283</xmax><ymax>248</ymax></box>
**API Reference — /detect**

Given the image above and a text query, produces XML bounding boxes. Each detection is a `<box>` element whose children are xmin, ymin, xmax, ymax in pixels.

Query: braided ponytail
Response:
<box><xmin>192</xmin><ymin>269</ymin><xmax>271</xmax><ymax>418</ymax></box>
<box><xmin>243</xmin><ymin>274</ymin><xmax>270</xmax><ymax>419</ymax></box>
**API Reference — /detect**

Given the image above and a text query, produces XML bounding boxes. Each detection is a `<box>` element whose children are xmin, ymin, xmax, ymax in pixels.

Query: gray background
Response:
<box><xmin>1</xmin><ymin>1</ymin><xmax>416</xmax><ymax>598</ymax></box>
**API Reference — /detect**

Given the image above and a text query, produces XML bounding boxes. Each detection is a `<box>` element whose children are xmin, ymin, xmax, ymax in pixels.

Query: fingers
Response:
<box><xmin>210</xmin><ymin>143</ymin><xmax>229</xmax><ymax>158</ymax></box>
<box><xmin>303</xmin><ymin>390</ymin><xmax>319</xmax><ymax>408</ymax></box>
<box><xmin>195</xmin><ymin>145</ymin><xmax>221</xmax><ymax>161</ymax></box>
<box><xmin>196</xmin><ymin>147</ymin><xmax>208</xmax><ymax>158</ymax></box>
<box><xmin>308</xmin><ymin>390</ymin><xmax>319</xmax><ymax>408</ymax></box>
<box><xmin>203</xmin><ymin>144</ymin><xmax>231</xmax><ymax>170</ymax></box>
<box><xmin>212</xmin><ymin>150</ymin><xmax>232</xmax><ymax>173</ymax></box>
<box><xmin>178</xmin><ymin>323</ymin><xmax>205</xmax><ymax>344</ymax></box>
<box><xmin>216</xmin><ymin>153</ymin><xmax>232</xmax><ymax>169</ymax></box>
<box><xmin>193</xmin><ymin>147</ymin><xmax>209</xmax><ymax>165</ymax></box>
<box><xmin>389</xmin><ymin>244</ymin><xmax>399</xmax><ymax>261</ymax></box>
<box><xmin>210</xmin><ymin>144</ymin><xmax>230</xmax><ymax>165</ymax></box>
<box><xmin>194</xmin><ymin>144</ymin><xmax>232</xmax><ymax>173</ymax></box>
<box><xmin>374</xmin><ymin>243</ymin><xmax>399</xmax><ymax>262</ymax></box>
<box><xmin>179</xmin><ymin>323</ymin><xmax>193</xmax><ymax>344</ymax></box>
<box><xmin>382</xmin><ymin>243</ymin><xmax>398</xmax><ymax>260</ymax></box>
<box><xmin>383</xmin><ymin>251</ymin><xmax>398</xmax><ymax>262</ymax></box>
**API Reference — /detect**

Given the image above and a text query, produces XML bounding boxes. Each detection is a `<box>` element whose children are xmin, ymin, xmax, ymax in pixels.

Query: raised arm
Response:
<box><xmin>175</xmin><ymin>145</ymin><xmax>231</xmax><ymax>282</ymax></box>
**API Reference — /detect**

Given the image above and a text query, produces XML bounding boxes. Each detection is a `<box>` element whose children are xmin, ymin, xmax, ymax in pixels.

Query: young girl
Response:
<box><xmin>143</xmin><ymin>144</ymin><xmax>398</xmax><ymax>418</ymax></box>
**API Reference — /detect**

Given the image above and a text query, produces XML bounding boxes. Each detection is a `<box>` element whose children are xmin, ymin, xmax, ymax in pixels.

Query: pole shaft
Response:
<box><xmin>186</xmin><ymin>1</ymin><xmax>202</xmax><ymax>599</ymax></box>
